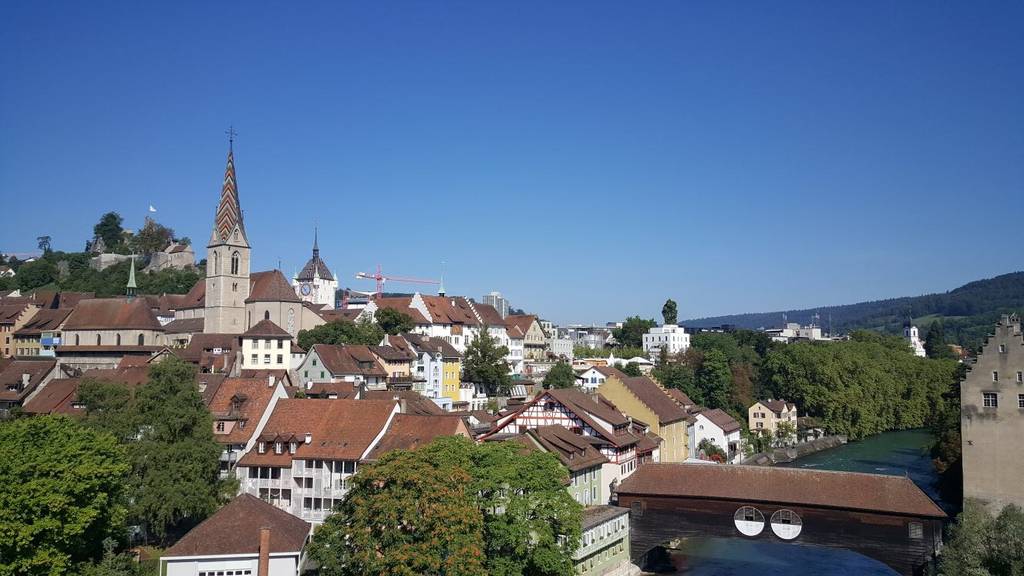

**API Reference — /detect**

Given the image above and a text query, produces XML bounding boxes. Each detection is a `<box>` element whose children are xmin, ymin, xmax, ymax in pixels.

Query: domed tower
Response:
<box><xmin>293</xmin><ymin>228</ymin><xmax>337</xmax><ymax>309</ymax></box>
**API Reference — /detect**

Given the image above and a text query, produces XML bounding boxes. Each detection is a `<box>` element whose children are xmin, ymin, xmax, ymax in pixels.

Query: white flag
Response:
<box><xmin>148</xmin><ymin>205</ymin><xmax>157</xmax><ymax>213</ymax></box>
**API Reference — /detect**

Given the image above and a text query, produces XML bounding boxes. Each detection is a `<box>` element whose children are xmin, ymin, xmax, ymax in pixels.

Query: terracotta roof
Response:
<box><xmin>311</xmin><ymin>344</ymin><xmax>387</xmax><ymax>378</ymax></box>
<box><xmin>247</xmin><ymin>270</ymin><xmax>301</xmax><ymax>303</ymax></box>
<box><xmin>208</xmin><ymin>377</ymin><xmax>281</xmax><ymax>445</ymax></box>
<box><xmin>22</xmin><ymin>377</ymin><xmax>81</xmax><ymax>414</ymax></box>
<box><xmin>13</xmin><ymin>308</ymin><xmax>72</xmax><ymax>336</ymax></box>
<box><xmin>242</xmin><ymin>319</ymin><xmax>291</xmax><ymax>339</ymax></box>
<box><xmin>162</xmin><ymin>317</ymin><xmax>205</xmax><ymax>334</ymax></box>
<box><xmin>57</xmin><ymin>292</ymin><xmax>94</xmax><ymax>309</ymax></box>
<box><xmin>364</xmin><ymin>414</ymin><xmax>468</xmax><ymax>461</ymax></box>
<box><xmin>619</xmin><ymin>376</ymin><xmax>689</xmax><ymax>425</ymax></box>
<box><xmin>420</xmin><ymin>295</ymin><xmax>480</xmax><ymax>326</ymax></box>
<box><xmin>395</xmin><ymin>333</ymin><xmax>462</xmax><ymax>359</ymax></box>
<box><xmin>238</xmin><ymin>398</ymin><xmax>397</xmax><ymax>467</ymax></box>
<box><xmin>165</xmin><ymin>494</ymin><xmax>310</xmax><ymax>557</ymax></box>
<box><xmin>582</xmin><ymin>505</ymin><xmax>630</xmax><ymax>531</ymax></box>
<box><xmin>296</xmin><ymin>243</ymin><xmax>333</xmax><ymax>281</ymax></box>
<box><xmin>180</xmin><ymin>333</ymin><xmax>239</xmax><ymax>362</ymax></box>
<box><xmin>616</xmin><ymin>463</ymin><xmax>946</xmax><ymax>518</ymax></box>
<box><xmin>305</xmin><ymin>381</ymin><xmax>357</xmax><ymax>398</ymax></box>
<box><xmin>760</xmin><ymin>399</ymin><xmax>796</xmax><ymax>415</ymax></box>
<box><xmin>506</xmin><ymin>325</ymin><xmax>525</xmax><ymax>339</ymax></box>
<box><xmin>363</xmin><ymin>390</ymin><xmax>444</xmax><ymax>415</ymax></box>
<box><xmin>176</xmin><ymin>280</ymin><xmax>206</xmax><ymax>310</ymax></box>
<box><xmin>0</xmin><ymin>358</ymin><xmax>57</xmax><ymax>402</ymax></box>
<box><xmin>505</xmin><ymin>314</ymin><xmax>539</xmax><ymax>334</ymax></box>
<box><xmin>547</xmin><ymin>388</ymin><xmax>629</xmax><ymax>428</ymax></box>
<box><xmin>319</xmin><ymin>308</ymin><xmax>361</xmax><ymax>323</ymax></box>
<box><xmin>78</xmin><ymin>366</ymin><xmax>152</xmax><ymax>388</ymax></box>
<box><xmin>63</xmin><ymin>298</ymin><xmax>163</xmax><ymax>331</ymax></box>
<box><xmin>470</xmin><ymin>300</ymin><xmax>506</xmax><ymax>327</ymax></box>
<box><xmin>198</xmin><ymin>373</ymin><xmax>228</xmax><ymax>405</ymax></box>
<box><xmin>0</xmin><ymin>303</ymin><xmax>32</xmax><ymax>325</ymax></box>
<box><xmin>527</xmin><ymin>425</ymin><xmax>609</xmax><ymax>472</ymax></box>
<box><xmin>55</xmin><ymin>345</ymin><xmax>164</xmax><ymax>353</ymax></box>
<box><xmin>665</xmin><ymin>389</ymin><xmax>695</xmax><ymax>408</ymax></box>
<box><xmin>372</xmin><ymin>297</ymin><xmax>429</xmax><ymax>324</ymax></box>
<box><xmin>369</xmin><ymin>345</ymin><xmax>415</xmax><ymax>362</ymax></box>
<box><xmin>636</xmin><ymin>432</ymin><xmax>662</xmax><ymax>454</ymax></box>
<box><xmin>697</xmin><ymin>408</ymin><xmax>741</xmax><ymax>434</ymax></box>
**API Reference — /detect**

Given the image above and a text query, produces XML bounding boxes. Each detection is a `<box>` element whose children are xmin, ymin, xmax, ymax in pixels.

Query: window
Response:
<box><xmin>1000</xmin><ymin>344</ymin><xmax>1007</xmax><ymax>353</ymax></box>
<box><xmin>116</xmin><ymin>334</ymin><xmax>121</xmax><ymax>346</ymax></box>
<box><xmin>908</xmin><ymin>522</ymin><xmax>923</xmax><ymax>539</ymax></box>
<box><xmin>96</xmin><ymin>334</ymin><xmax>101</xmax><ymax>345</ymax></box>
<box><xmin>984</xmin><ymin>392</ymin><xmax>999</xmax><ymax>408</ymax></box>
<box><xmin>265</xmin><ymin>310</ymin><xmax>271</xmax><ymax>320</ymax></box>
<box><xmin>258</xmin><ymin>442</ymin><xmax>266</xmax><ymax>453</ymax></box>
<box><xmin>274</xmin><ymin>442</ymin><xmax>283</xmax><ymax>454</ymax></box>
<box><xmin>216</xmin><ymin>421</ymin><xmax>225</xmax><ymax>432</ymax></box>
<box><xmin>993</xmin><ymin>371</ymin><xmax>1000</xmax><ymax>382</ymax></box>
<box><xmin>277</xmin><ymin>339</ymin><xmax>283</xmax><ymax>349</ymax></box>
<box><xmin>264</xmin><ymin>354</ymin><xmax>271</xmax><ymax>364</ymax></box>
<box><xmin>277</xmin><ymin>354</ymin><xmax>283</xmax><ymax>364</ymax></box>
<box><xmin>289</xmin><ymin>441</ymin><xmax>297</xmax><ymax>454</ymax></box>
<box><xmin>75</xmin><ymin>334</ymin><xmax>80</xmax><ymax>345</ymax></box>
<box><xmin>231</xmin><ymin>251</ymin><xmax>240</xmax><ymax>275</ymax></box>
<box><xmin>1018</xmin><ymin>371</ymin><xmax>1023</xmax><ymax>384</ymax></box>
<box><xmin>1018</xmin><ymin>394</ymin><xmax>1024</xmax><ymax>409</ymax></box>
<box><xmin>251</xmin><ymin>354</ymin><xmax>258</xmax><ymax>365</ymax></box>
<box><xmin>138</xmin><ymin>334</ymin><xmax>144</xmax><ymax>346</ymax></box>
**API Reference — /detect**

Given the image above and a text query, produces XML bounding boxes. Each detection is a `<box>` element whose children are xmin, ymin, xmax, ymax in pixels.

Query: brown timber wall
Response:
<box><xmin>617</xmin><ymin>494</ymin><xmax>942</xmax><ymax>576</ymax></box>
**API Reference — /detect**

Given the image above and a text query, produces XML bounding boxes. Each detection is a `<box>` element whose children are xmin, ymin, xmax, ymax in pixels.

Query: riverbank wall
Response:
<box><xmin>742</xmin><ymin>435</ymin><xmax>848</xmax><ymax>466</ymax></box>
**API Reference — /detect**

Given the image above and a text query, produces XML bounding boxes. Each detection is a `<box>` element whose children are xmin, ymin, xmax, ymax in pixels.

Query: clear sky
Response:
<box><xmin>2</xmin><ymin>2</ymin><xmax>1022</xmax><ymax>324</ymax></box>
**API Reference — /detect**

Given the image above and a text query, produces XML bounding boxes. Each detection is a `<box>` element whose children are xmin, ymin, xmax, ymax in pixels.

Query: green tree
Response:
<box><xmin>573</xmin><ymin>345</ymin><xmax>646</xmax><ymax>360</ymax></box>
<box><xmin>620</xmin><ymin>362</ymin><xmax>642</xmax><ymax>377</ymax></box>
<box><xmin>0</xmin><ymin>416</ymin><xmax>130</xmax><ymax>576</ymax></box>
<box><xmin>37</xmin><ymin>235</ymin><xmax>52</xmax><ymax>254</ymax></box>
<box><xmin>613</xmin><ymin>316</ymin><xmax>656</xmax><ymax>348</ymax></box>
<box><xmin>16</xmin><ymin>258</ymin><xmax>57</xmax><ymax>290</ymax></box>
<box><xmin>542</xmin><ymin>361</ymin><xmax>576</xmax><ymax>389</ymax></box>
<box><xmin>652</xmin><ymin>359</ymin><xmax>697</xmax><ymax>401</ymax></box>
<box><xmin>695</xmin><ymin>348</ymin><xmax>731</xmax><ymax>410</ymax></box>
<box><xmin>129</xmin><ymin>218</ymin><xmax>175</xmax><ymax>255</ymax></box>
<box><xmin>925</xmin><ymin>321</ymin><xmax>957</xmax><ymax>359</ymax></box>
<box><xmin>78</xmin><ymin>540</ymin><xmax>142</xmax><ymax>576</ymax></box>
<box><xmin>662</xmin><ymin>299</ymin><xmax>678</xmax><ymax>325</ymax></box>
<box><xmin>375</xmin><ymin>307</ymin><xmax>415</xmax><ymax>335</ymax></box>
<box><xmin>309</xmin><ymin>448</ymin><xmax>487</xmax><ymax>576</ymax></box>
<box><xmin>94</xmin><ymin>212</ymin><xmax>125</xmax><ymax>251</ymax></box>
<box><xmin>697</xmin><ymin>439</ymin><xmax>726</xmax><ymax>463</ymax></box>
<box><xmin>297</xmin><ymin>318</ymin><xmax>385</xmax><ymax>350</ymax></box>
<box><xmin>774</xmin><ymin>421</ymin><xmax>797</xmax><ymax>446</ymax></box>
<box><xmin>940</xmin><ymin>500</ymin><xmax>1024</xmax><ymax>575</ymax></box>
<box><xmin>463</xmin><ymin>329</ymin><xmax>511</xmax><ymax>396</ymax></box>
<box><xmin>82</xmin><ymin>358</ymin><xmax>226</xmax><ymax>544</ymax></box>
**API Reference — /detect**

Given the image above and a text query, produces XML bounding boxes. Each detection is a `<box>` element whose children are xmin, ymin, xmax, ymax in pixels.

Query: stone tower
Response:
<box><xmin>205</xmin><ymin>142</ymin><xmax>251</xmax><ymax>333</ymax></box>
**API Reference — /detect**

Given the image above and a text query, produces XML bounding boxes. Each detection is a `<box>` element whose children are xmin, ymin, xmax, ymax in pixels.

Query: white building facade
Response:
<box><xmin>642</xmin><ymin>324</ymin><xmax>691</xmax><ymax>360</ymax></box>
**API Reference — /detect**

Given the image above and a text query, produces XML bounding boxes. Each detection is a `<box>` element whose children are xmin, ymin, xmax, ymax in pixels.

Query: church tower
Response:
<box><xmin>293</xmin><ymin>227</ymin><xmax>338</xmax><ymax>309</ymax></box>
<box><xmin>205</xmin><ymin>139</ymin><xmax>251</xmax><ymax>333</ymax></box>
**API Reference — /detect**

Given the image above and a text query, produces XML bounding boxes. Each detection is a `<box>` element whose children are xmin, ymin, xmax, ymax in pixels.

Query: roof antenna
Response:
<box><xmin>438</xmin><ymin>260</ymin><xmax>446</xmax><ymax>297</ymax></box>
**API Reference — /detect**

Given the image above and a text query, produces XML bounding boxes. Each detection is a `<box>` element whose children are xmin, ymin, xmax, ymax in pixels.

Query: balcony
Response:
<box><xmin>41</xmin><ymin>337</ymin><xmax>60</xmax><ymax>346</ymax></box>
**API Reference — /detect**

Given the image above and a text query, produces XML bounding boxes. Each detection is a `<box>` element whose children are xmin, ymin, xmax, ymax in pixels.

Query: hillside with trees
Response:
<box><xmin>685</xmin><ymin>271</ymin><xmax>1024</xmax><ymax>351</ymax></box>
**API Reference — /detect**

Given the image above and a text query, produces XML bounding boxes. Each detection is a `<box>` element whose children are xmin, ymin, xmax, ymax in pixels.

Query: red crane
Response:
<box><xmin>355</xmin><ymin>264</ymin><xmax>440</xmax><ymax>298</ymax></box>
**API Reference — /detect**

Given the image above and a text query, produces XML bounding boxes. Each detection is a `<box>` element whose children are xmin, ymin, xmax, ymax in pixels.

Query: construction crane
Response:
<box><xmin>355</xmin><ymin>264</ymin><xmax>440</xmax><ymax>298</ymax></box>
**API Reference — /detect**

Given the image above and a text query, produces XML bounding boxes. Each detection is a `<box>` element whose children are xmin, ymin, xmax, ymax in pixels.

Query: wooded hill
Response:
<box><xmin>685</xmin><ymin>271</ymin><xmax>1024</xmax><ymax>351</ymax></box>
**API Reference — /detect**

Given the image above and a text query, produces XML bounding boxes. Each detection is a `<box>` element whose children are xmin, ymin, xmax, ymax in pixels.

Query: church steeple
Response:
<box><xmin>126</xmin><ymin>255</ymin><xmax>137</xmax><ymax>298</ymax></box>
<box><xmin>211</xmin><ymin>135</ymin><xmax>246</xmax><ymax>246</ymax></box>
<box><xmin>313</xmin><ymin>227</ymin><xmax>319</xmax><ymax>257</ymax></box>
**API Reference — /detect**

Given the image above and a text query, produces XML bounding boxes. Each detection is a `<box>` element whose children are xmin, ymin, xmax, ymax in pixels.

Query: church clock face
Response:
<box><xmin>300</xmin><ymin>283</ymin><xmax>312</xmax><ymax>296</ymax></box>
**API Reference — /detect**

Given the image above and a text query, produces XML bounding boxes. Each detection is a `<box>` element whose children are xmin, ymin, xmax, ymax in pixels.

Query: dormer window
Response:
<box><xmin>289</xmin><ymin>442</ymin><xmax>297</xmax><ymax>454</ymax></box>
<box><xmin>258</xmin><ymin>441</ymin><xmax>266</xmax><ymax>454</ymax></box>
<box><xmin>274</xmin><ymin>441</ymin><xmax>283</xmax><ymax>454</ymax></box>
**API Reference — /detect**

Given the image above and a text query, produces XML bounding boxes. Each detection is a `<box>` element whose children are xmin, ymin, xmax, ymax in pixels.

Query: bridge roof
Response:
<box><xmin>616</xmin><ymin>463</ymin><xmax>946</xmax><ymax>519</ymax></box>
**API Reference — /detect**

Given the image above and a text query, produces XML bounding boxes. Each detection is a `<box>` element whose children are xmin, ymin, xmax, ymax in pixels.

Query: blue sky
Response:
<box><xmin>2</xmin><ymin>2</ymin><xmax>1022</xmax><ymax>324</ymax></box>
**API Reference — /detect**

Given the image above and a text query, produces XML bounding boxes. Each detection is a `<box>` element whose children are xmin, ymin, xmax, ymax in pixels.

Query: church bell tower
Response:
<box><xmin>205</xmin><ymin>134</ymin><xmax>251</xmax><ymax>333</ymax></box>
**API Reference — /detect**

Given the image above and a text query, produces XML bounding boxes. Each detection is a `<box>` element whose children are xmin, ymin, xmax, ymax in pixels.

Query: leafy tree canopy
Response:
<box><xmin>940</xmin><ymin>500</ymin><xmax>1024</xmax><ymax>575</ymax></box>
<box><xmin>662</xmin><ymin>299</ymin><xmax>678</xmax><ymax>325</ymax></box>
<box><xmin>16</xmin><ymin>258</ymin><xmax>57</xmax><ymax>290</ymax></box>
<box><xmin>81</xmin><ymin>357</ymin><xmax>227</xmax><ymax>544</ymax></box>
<box><xmin>0</xmin><ymin>416</ymin><xmax>130</xmax><ymax>576</ymax></box>
<box><xmin>130</xmin><ymin>217</ymin><xmax>175</xmax><ymax>255</ymax></box>
<box><xmin>297</xmin><ymin>318</ymin><xmax>385</xmax><ymax>350</ymax></box>
<box><xmin>375</xmin><ymin>307</ymin><xmax>415</xmax><ymax>335</ymax></box>
<box><xmin>313</xmin><ymin>437</ymin><xmax>582</xmax><ymax>575</ymax></box>
<box><xmin>94</xmin><ymin>212</ymin><xmax>125</xmax><ymax>250</ymax></box>
<box><xmin>543</xmin><ymin>361</ymin><xmax>576</xmax><ymax>389</ymax></box>
<box><xmin>620</xmin><ymin>362</ymin><xmax>642</xmax><ymax>377</ymax></box>
<box><xmin>612</xmin><ymin>316</ymin><xmax>656</xmax><ymax>348</ymax></box>
<box><xmin>463</xmin><ymin>329</ymin><xmax>511</xmax><ymax>396</ymax></box>
<box><xmin>925</xmin><ymin>321</ymin><xmax>957</xmax><ymax>359</ymax></box>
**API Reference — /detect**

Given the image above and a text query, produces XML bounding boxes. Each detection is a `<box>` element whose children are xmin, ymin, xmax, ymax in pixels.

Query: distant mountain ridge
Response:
<box><xmin>684</xmin><ymin>271</ymin><xmax>1024</xmax><ymax>349</ymax></box>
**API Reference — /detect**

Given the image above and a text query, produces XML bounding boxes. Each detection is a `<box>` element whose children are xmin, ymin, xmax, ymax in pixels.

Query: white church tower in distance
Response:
<box><xmin>904</xmin><ymin>318</ymin><xmax>926</xmax><ymax>357</ymax></box>
<box><xmin>293</xmin><ymin>228</ymin><xmax>337</xmax><ymax>309</ymax></box>
<box><xmin>204</xmin><ymin>138</ymin><xmax>251</xmax><ymax>333</ymax></box>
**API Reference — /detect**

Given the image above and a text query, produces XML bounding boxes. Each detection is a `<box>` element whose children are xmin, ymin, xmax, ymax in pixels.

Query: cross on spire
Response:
<box><xmin>225</xmin><ymin>126</ymin><xmax>238</xmax><ymax>150</ymax></box>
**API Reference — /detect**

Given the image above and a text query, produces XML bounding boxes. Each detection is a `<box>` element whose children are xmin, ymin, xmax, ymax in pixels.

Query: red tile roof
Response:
<box><xmin>13</xmin><ymin>308</ymin><xmax>72</xmax><ymax>336</ymax></box>
<box><xmin>0</xmin><ymin>358</ymin><xmax>56</xmax><ymax>402</ymax></box>
<box><xmin>526</xmin><ymin>425</ymin><xmax>609</xmax><ymax>472</ymax></box>
<box><xmin>311</xmin><ymin>344</ymin><xmax>387</xmax><ymax>378</ymax></box>
<box><xmin>665</xmin><ymin>389</ymin><xmax>695</xmax><ymax>409</ymax></box>
<box><xmin>363</xmin><ymin>390</ymin><xmax>444</xmax><ymax>415</ymax></box>
<box><xmin>246</xmin><ymin>270</ymin><xmax>301</xmax><ymax>304</ymax></box>
<box><xmin>696</xmin><ymin>408</ymin><xmax>741</xmax><ymax>434</ymax></box>
<box><xmin>504</xmin><ymin>314</ymin><xmax>538</xmax><ymax>334</ymax></box>
<box><xmin>242</xmin><ymin>319</ymin><xmax>291</xmax><ymax>339</ymax></box>
<box><xmin>63</xmin><ymin>298</ymin><xmax>163</xmax><ymax>331</ymax></box>
<box><xmin>208</xmin><ymin>377</ymin><xmax>282</xmax><ymax>445</ymax></box>
<box><xmin>164</xmin><ymin>494</ymin><xmax>310</xmax><ymax>557</ymax></box>
<box><xmin>616</xmin><ymin>463</ymin><xmax>946</xmax><ymax>518</ymax></box>
<box><xmin>619</xmin><ymin>375</ymin><xmax>689</xmax><ymax>425</ymax></box>
<box><xmin>760</xmin><ymin>399</ymin><xmax>796</xmax><ymax>415</ymax></box>
<box><xmin>22</xmin><ymin>377</ymin><xmax>80</xmax><ymax>414</ymax></box>
<box><xmin>371</xmin><ymin>297</ymin><xmax>430</xmax><ymax>324</ymax></box>
<box><xmin>238</xmin><ymin>398</ymin><xmax>397</xmax><ymax>466</ymax></box>
<box><xmin>364</xmin><ymin>414</ymin><xmax>469</xmax><ymax>461</ymax></box>
<box><xmin>176</xmin><ymin>280</ymin><xmax>207</xmax><ymax>310</ymax></box>
<box><xmin>0</xmin><ymin>303</ymin><xmax>33</xmax><ymax>326</ymax></box>
<box><xmin>162</xmin><ymin>317</ymin><xmax>205</xmax><ymax>334</ymax></box>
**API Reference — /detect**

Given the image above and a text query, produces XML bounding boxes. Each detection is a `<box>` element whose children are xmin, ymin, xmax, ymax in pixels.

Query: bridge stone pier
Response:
<box><xmin>614</xmin><ymin>463</ymin><xmax>946</xmax><ymax>575</ymax></box>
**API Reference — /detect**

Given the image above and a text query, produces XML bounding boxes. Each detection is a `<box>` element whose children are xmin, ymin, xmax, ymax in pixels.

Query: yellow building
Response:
<box><xmin>596</xmin><ymin>366</ymin><xmax>691</xmax><ymax>462</ymax></box>
<box><xmin>748</xmin><ymin>399</ymin><xmax>797</xmax><ymax>437</ymax></box>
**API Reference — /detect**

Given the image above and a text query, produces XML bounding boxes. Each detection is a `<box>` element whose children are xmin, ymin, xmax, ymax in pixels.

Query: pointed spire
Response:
<box><xmin>126</xmin><ymin>255</ymin><xmax>137</xmax><ymax>298</ymax></box>
<box><xmin>212</xmin><ymin>134</ymin><xmax>245</xmax><ymax>245</ymax></box>
<box><xmin>313</xmin><ymin>227</ymin><xmax>319</xmax><ymax>256</ymax></box>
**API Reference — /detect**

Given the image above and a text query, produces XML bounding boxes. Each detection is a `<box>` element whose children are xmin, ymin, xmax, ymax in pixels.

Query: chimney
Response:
<box><xmin>304</xmin><ymin>432</ymin><xmax>312</xmax><ymax>444</ymax></box>
<box><xmin>399</xmin><ymin>398</ymin><xmax>408</xmax><ymax>414</ymax></box>
<box><xmin>258</xmin><ymin>527</ymin><xmax>271</xmax><ymax>576</ymax></box>
<box><xmin>21</xmin><ymin>373</ymin><xmax>30</xmax><ymax>388</ymax></box>
<box><xmin>268</xmin><ymin>374</ymin><xmax>275</xmax><ymax>388</ymax></box>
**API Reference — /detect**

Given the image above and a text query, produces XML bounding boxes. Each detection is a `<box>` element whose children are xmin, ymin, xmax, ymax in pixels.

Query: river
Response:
<box><xmin>657</xmin><ymin>429</ymin><xmax>946</xmax><ymax>575</ymax></box>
